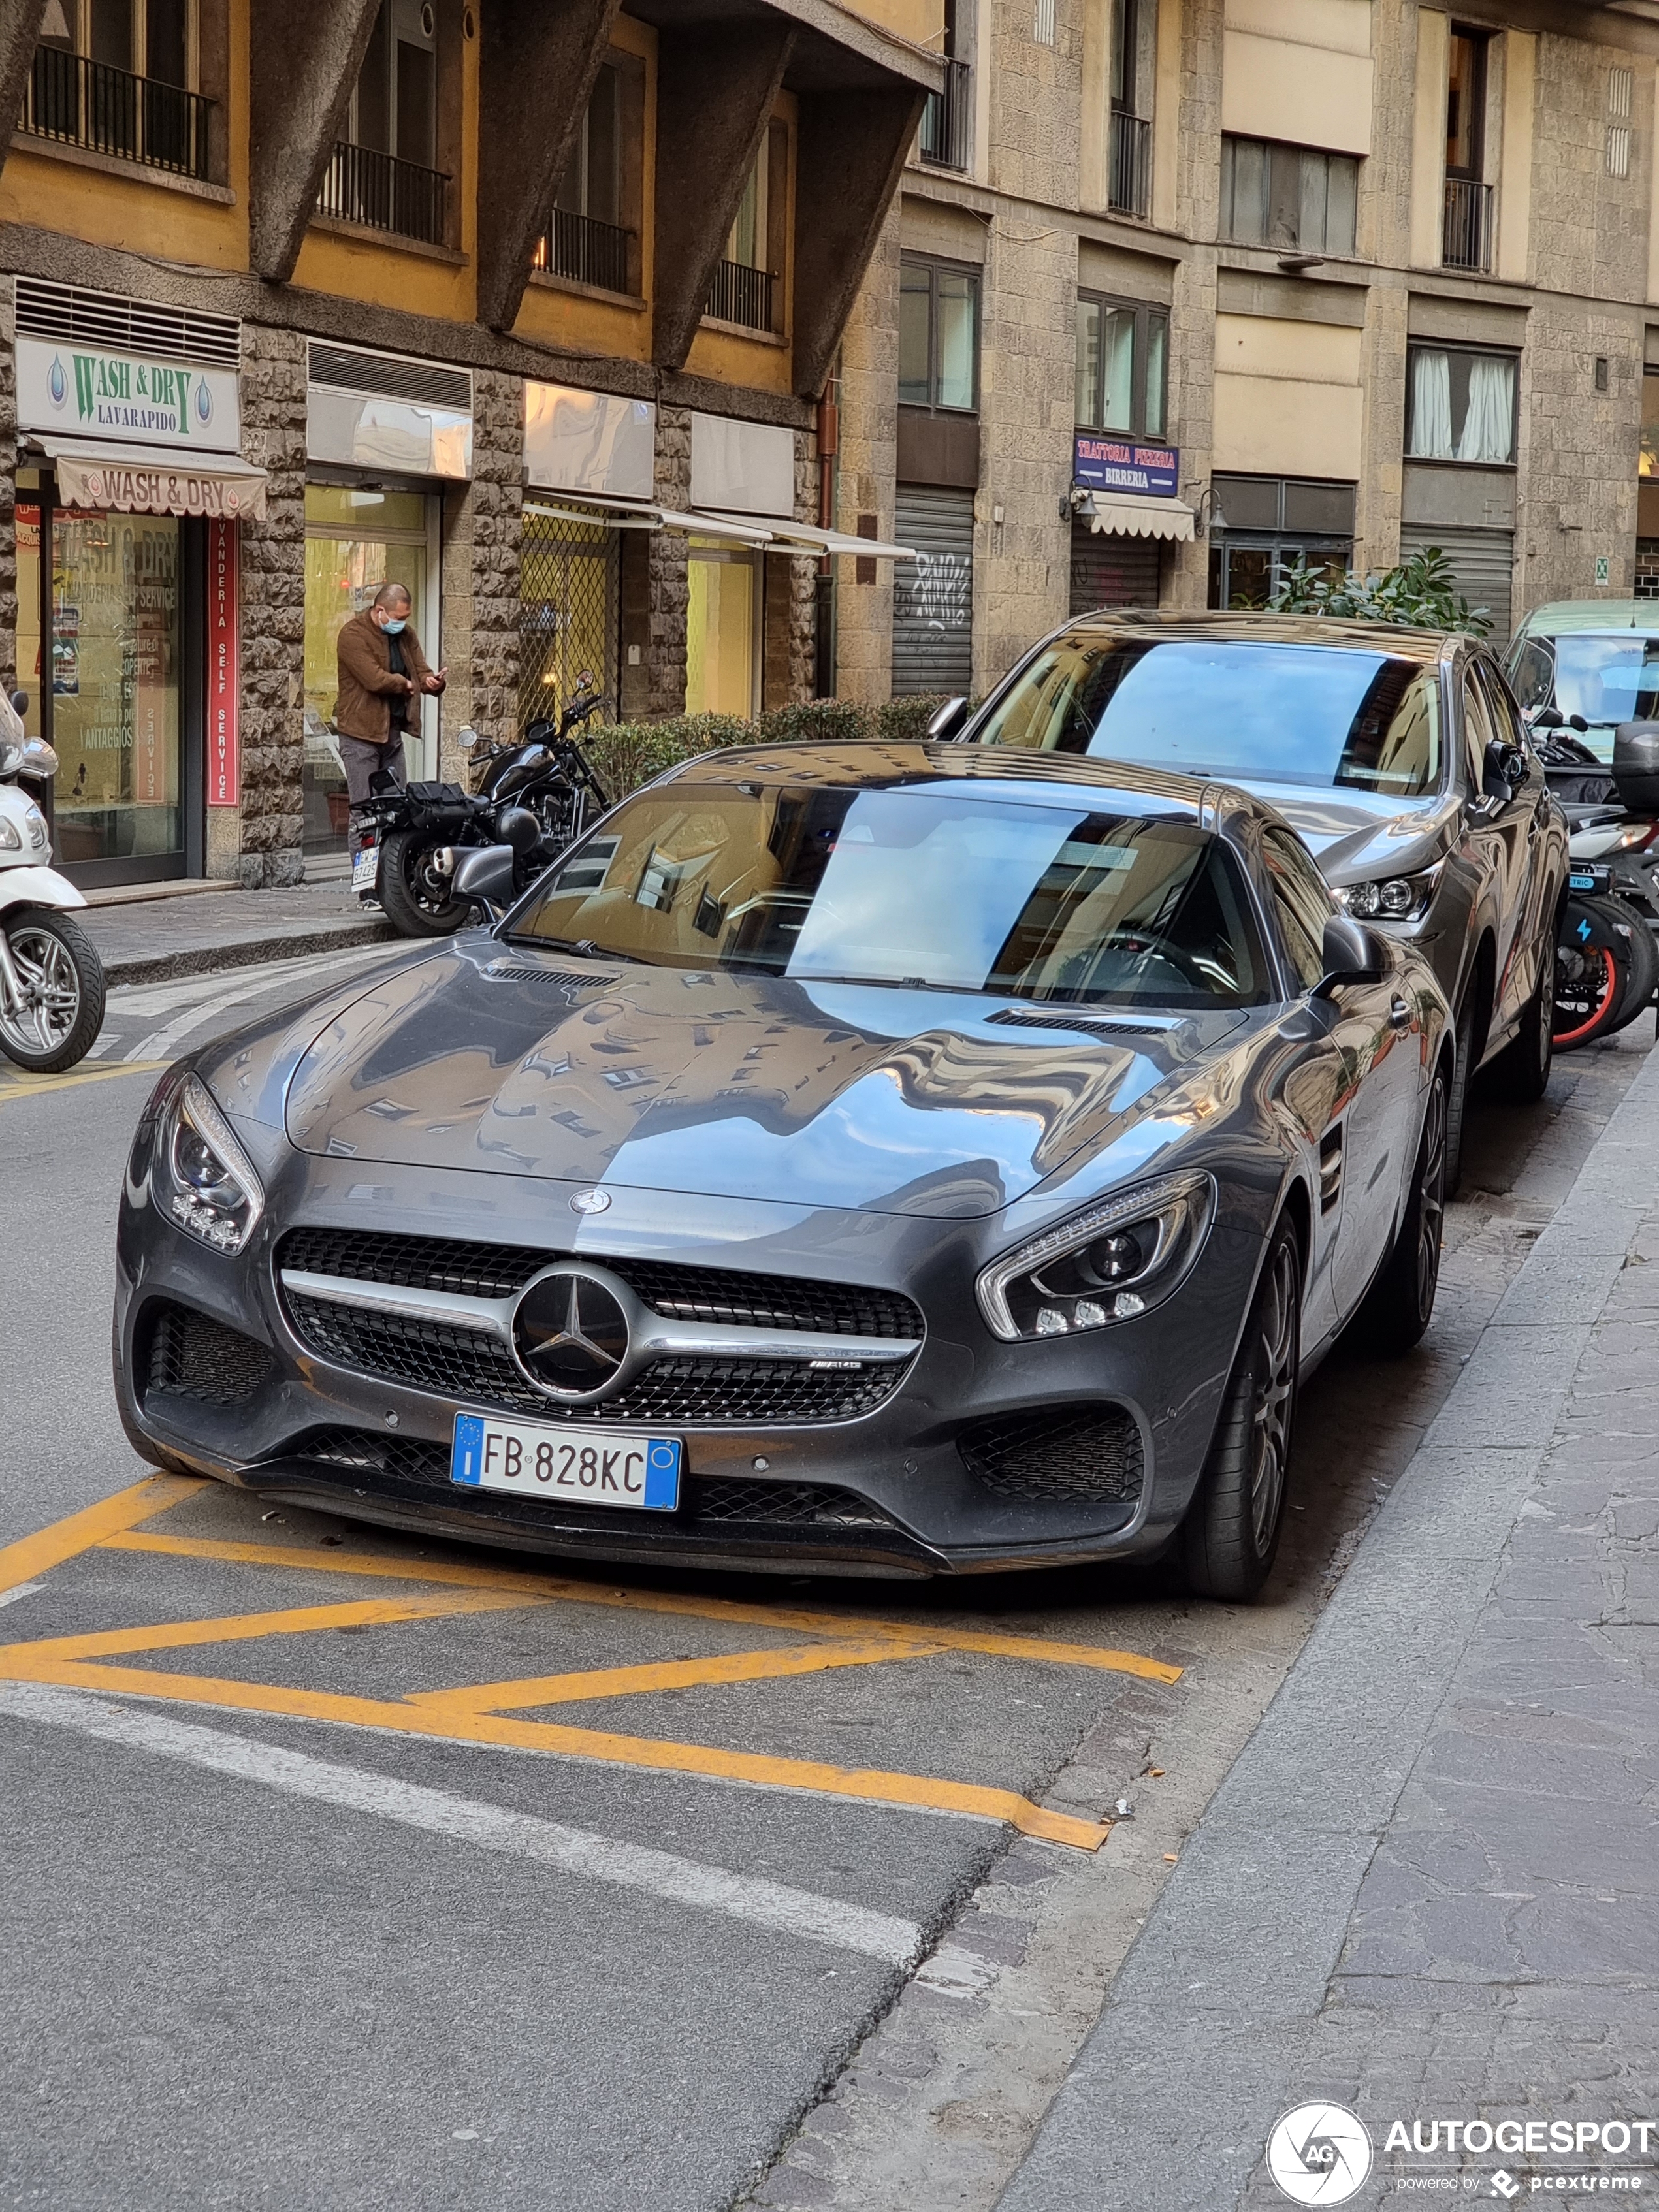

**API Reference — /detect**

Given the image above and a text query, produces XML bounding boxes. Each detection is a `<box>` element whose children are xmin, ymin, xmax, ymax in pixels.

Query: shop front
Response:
<box><xmin>1069</xmin><ymin>435</ymin><xmax>1193</xmax><ymax>616</ymax></box>
<box><xmin>302</xmin><ymin>343</ymin><xmax>471</xmax><ymax>862</ymax></box>
<box><xmin>13</xmin><ymin>280</ymin><xmax>263</xmax><ymax>886</ymax></box>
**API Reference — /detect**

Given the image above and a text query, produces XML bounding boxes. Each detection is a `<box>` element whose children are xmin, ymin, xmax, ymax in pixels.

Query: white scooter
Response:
<box><xmin>0</xmin><ymin>688</ymin><xmax>105</xmax><ymax>1072</ymax></box>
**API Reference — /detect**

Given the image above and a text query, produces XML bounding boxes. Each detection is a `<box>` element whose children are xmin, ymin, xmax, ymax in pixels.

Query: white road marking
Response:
<box><xmin>0</xmin><ymin>1582</ymin><xmax>42</xmax><ymax>1611</ymax></box>
<box><xmin>113</xmin><ymin>942</ymin><xmax>410</xmax><ymax>1065</ymax></box>
<box><xmin>0</xmin><ymin>1684</ymin><xmax>924</xmax><ymax>1965</ymax></box>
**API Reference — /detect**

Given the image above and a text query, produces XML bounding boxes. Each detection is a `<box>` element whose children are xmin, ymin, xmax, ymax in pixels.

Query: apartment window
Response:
<box><xmin>1406</xmin><ymin>345</ymin><xmax>1516</xmax><ymax>466</ymax></box>
<box><xmin>1076</xmin><ymin>293</ymin><xmax>1167</xmax><ymax>439</ymax></box>
<box><xmin>318</xmin><ymin>0</ymin><xmax>451</xmax><ymax>246</ymax></box>
<box><xmin>1108</xmin><ymin>0</ymin><xmax>1153</xmax><ymax>217</ymax></box>
<box><xmin>538</xmin><ymin>59</ymin><xmax>642</xmax><ymax>295</ymax></box>
<box><xmin>1219</xmin><ymin>136</ymin><xmax>1357</xmax><ymax>257</ymax></box>
<box><xmin>900</xmin><ymin>258</ymin><xmax>980</xmax><ymax>412</ymax></box>
<box><xmin>919</xmin><ymin>0</ymin><xmax>970</xmax><ymax>172</ymax></box>
<box><xmin>705</xmin><ymin>127</ymin><xmax>786</xmax><ymax>332</ymax></box>
<box><xmin>1442</xmin><ymin>27</ymin><xmax>1493</xmax><ymax>271</ymax></box>
<box><xmin>27</xmin><ymin>0</ymin><xmax>210</xmax><ymax>179</ymax></box>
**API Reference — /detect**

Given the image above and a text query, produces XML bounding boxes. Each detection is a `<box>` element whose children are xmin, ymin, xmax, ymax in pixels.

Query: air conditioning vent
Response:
<box><xmin>16</xmin><ymin>278</ymin><xmax>240</xmax><ymax>368</ymax></box>
<box><xmin>307</xmin><ymin>342</ymin><xmax>471</xmax><ymax>413</ymax></box>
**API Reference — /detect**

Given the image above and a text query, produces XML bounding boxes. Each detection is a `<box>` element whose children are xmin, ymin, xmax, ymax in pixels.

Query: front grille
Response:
<box><xmin>295</xmin><ymin>1428</ymin><xmax>895</xmax><ymax>1532</ymax></box>
<box><xmin>283</xmin><ymin>1295</ymin><xmax>908</xmax><ymax>1426</ymax></box>
<box><xmin>959</xmin><ymin>1404</ymin><xmax>1144</xmax><ymax>1503</ymax></box>
<box><xmin>144</xmin><ymin>1304</ymin><xmax>274</xmax><ymax>1409</ymax></box>
<box><xmin>277</xmin><ymin>1228</ymin><xmax>924</xmax><ymax>1342</ymax></box>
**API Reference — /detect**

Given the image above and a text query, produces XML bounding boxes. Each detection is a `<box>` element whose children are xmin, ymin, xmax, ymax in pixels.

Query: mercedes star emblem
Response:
<box><xmin>570</xmin><ymin>1187</ymin><xmax>611</xmax><ymax>1215</ymax></box>
<box><xmin>511</xmin><ymin>1266</ymin><xmax>631</xmax><ymax>1400</ymax></box>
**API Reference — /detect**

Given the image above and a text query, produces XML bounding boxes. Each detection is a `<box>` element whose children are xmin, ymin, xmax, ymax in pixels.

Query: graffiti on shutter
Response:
<box><xmin>893</xmin><ymin>485</ymin><xmax>974</xmax><ymax>696</ymax></box>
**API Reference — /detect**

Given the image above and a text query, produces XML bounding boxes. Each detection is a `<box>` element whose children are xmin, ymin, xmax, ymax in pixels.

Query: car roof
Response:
<box><xmin>664</xmin><ymin>738</ymin><xmax>1273</xmax><ymax>834</ymax></box>
<box><xmin>1513</xmin><ymin>600</ymin><xmax>1659</xmax><ymax>639</ymax></box>
<box><xmin>1048</xmin><ymin>607</ymin><xmax>1462</xmax><ymax>667</ymax></box>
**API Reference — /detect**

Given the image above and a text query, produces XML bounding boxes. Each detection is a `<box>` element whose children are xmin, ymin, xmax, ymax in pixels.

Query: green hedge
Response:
<box><xmin>584</xmin><ymin>696</ymin><xmax>958</xmax><ymax>798</ymax></box>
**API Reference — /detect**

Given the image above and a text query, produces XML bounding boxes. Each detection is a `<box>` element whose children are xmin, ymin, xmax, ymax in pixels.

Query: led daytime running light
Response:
<box><xmin>976</xmin><ymin>1170</ymin><xmax>1216</xmax><ymax>1343</ymax></box>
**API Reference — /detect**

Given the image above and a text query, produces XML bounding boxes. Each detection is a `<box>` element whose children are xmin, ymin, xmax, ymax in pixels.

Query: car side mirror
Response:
<box><xmin>926</xmin><ymin>696</ymin><xmax>970</xmax><ymax>741</ymax></box>
<box><xmin>451</xmin><ymin>843</ymin><xmax>517</xmax><ymax>912</ymax></box>
<box><xmin>1312</xmin><ymin>912</ymin><xmax>1389</xmax><ymax>999</ymax></box>
<box><xmin>1483</xmin><ymin>737</ymin><xmax>1528</xmax><ymax>801</ymax></box>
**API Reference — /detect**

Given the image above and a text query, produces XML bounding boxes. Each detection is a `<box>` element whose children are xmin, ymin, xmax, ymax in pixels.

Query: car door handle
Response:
<box><xmin>1389</xmin><ymin>997</ymin><xmax>1411</xmax><ymax>1029</ymax></box>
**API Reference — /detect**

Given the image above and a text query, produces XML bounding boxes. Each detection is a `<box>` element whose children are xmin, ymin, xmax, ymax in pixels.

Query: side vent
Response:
<box><xmin>1318</xmin><ymin>1125</ymin><xmax>1344</xmax><ymax>1214</ymax></box>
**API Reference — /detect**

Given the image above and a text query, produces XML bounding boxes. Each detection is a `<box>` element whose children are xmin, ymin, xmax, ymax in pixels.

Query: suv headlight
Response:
<box><xmin>976</xmin><ymin>1171</ymin><xmax>1216</xmax><ymax>1342</ymax></box>
<box><xmin>159</xmin><ymin>1073</ymin><xmax>265</xmax><ymax>1253</ymax></box>
<box><xmin>1335</xmin><ymin>865</ymin><xmax>1442</xmax><ymax>923</ymax></box>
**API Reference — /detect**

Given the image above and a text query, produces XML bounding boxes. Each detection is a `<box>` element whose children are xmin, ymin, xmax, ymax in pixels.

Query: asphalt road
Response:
<box><xmin>0</xmin><ymin>948</ymin><xmax>1651</xmax><ymax>2212</ymax></box>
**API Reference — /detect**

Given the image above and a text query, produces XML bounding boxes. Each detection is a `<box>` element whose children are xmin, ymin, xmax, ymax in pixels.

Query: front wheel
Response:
<box><xmin>1357</xmin><ymin>1059</ymin><xmax>1449</xmax><ymax>1354</ymax></box>
<box><xmin>1486</xmin><ymin>923</ymin><xmax>1556</xmax><ymax>1102</ymax></box>
<box><xmin>378</xmin><ymin>829</ymin><xmax>470</xmax><ymax>937</ymax></box>
<box><xmin>1180</xmin><ymin>1218</ymin><xmax>1302</xmax><ymax>1603</ymax></box>
<box><xmin>0</xmin><ymin>907</ymin><xmax>106</xmax><ymax>1071</ymax></box>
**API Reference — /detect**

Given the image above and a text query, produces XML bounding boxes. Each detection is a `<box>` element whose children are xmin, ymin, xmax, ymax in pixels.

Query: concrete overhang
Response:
<box><xmin>624</xmin><ymin>0</ymin><xmax>946</xmax><ymax>95</ymax></box>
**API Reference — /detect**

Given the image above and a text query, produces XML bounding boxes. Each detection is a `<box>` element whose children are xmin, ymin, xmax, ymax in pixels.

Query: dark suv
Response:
<box><xmin>946</xmin><ymin>612</ymin><xmax>1567</xmax><ymax>1181</ymax></box>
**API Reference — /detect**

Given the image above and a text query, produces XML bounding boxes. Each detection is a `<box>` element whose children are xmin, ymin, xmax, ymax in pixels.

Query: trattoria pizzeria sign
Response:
<box><xmin>18</xmin><ymin>335</ymin><xmax>242</xmax><ymax>450</ymax></box>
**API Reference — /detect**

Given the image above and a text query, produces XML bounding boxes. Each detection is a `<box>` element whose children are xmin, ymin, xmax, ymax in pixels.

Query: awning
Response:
<box><xmin>524</xmin><ymin>494</ymin><xmax>660</xmax><ymax>531</ymax></box>
<box><xmin>1084</xmin><ymin>490</ymin><xmax>1195</xmax><ymax>543</ymax></box>
<box><xmin>695</xmin><ymin>509</ymin><xmax>918</xmax><ymax>560</ymax></box>
<box><xmin>32</xmin><ymin>436</ymin><xmax>268</xmax><ymax>521</ymax></box>
<box><xmin>659</xmin><ymin>506</ymin><xmax>775</xmax><ymax>547</ymax></box>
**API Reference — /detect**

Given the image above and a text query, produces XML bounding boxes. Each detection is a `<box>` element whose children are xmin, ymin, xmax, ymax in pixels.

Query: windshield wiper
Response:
<box><xmin>507</xmin><ymin>933</ymin><xmax>648</xmax><ymax>965</ymax></box>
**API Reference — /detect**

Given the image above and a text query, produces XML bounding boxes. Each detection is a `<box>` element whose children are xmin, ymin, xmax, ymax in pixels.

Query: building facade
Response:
<box><xmin>0</xmin><ymin>0</ymin><xmax>940</xmax><ymax>888</ymax></box>
<box><xmin>830</xmin><ymin>0</ymin><xmax>1659</xmax><ymax>707</ymax></box>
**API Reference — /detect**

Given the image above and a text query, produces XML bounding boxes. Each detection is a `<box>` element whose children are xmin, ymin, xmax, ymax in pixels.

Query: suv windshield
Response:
<box><xmin>973</xmin><ymin>637</ymin><xmax>1443</xmax><ymax>797</ymax></box>
<box><xmin>512</xmin><ymin>780</ymin><xmax>1272</xmax><ymax>1010</ymax></box>
<box><xmin>1510</xmin><ymin>632</ymin><xmax>1659</xmax><ymax>759</ymax></box>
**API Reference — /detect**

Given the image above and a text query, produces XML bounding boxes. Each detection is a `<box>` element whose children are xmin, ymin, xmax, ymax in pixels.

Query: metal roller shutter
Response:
<box><xmin>1398</xmin><ymin>524</ymin><xmax>1515</xmax><ymax>645</ymax></box>
<box><xmin>893</xmin><ymin>485</ymin><xmax>974</xmax><ymax>696</ymax></box>
<box><xmin>1070</xmin><ymin>521</ymin><xmax>1162</xmax><ymax>615</ymax></box>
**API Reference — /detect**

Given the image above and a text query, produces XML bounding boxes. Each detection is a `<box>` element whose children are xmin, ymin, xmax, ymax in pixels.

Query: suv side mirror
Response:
<box><xmin>1483</xmin><ymin>737</ymin><xmax>1528</xmax><ymax>801</ymax></box>
<box><xmin>451</xmin><ymin>843</ymin><xmax>517</xmax><ymax>912</ymax></box>
<box><xmin>1312</xmin><ymin>912</ymin><xmax>1389</xmax><ymax>999</ymax></box>
<box><xmin>926</xmin><ymin>696</ymin><xmax>970</xmax><ymax>741</ymax></box>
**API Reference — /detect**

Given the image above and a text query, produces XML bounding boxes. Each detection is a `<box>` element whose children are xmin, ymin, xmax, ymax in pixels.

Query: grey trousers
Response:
<box><xmin>339</xmin><ymin>730</ymin><xmax>407</xmax><ymax>808</ymax></box>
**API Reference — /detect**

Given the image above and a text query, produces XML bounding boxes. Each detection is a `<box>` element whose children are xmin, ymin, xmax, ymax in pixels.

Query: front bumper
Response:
<box><xmin>114</xmin><ymin>1128</ymin><xmax>1261</xmax><ymax>1580</ymax></box>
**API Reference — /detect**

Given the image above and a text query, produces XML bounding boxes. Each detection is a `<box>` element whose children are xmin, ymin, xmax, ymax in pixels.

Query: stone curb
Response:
<box><xmin>102</xmin><ymin>918</ymin><xmax>396</xmax><ymax>990</ymax></box>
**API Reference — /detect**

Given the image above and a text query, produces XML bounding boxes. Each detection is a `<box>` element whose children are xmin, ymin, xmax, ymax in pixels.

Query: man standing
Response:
<box><xmin>334</xmin><ymin>581</ymin><xmax>446</xmax><ymax>810</ymax></box>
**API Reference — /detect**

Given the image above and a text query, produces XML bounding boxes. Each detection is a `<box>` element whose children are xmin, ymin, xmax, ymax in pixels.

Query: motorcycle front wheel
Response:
<box><xmin>0</xmin><ymin>907</ymin><xmax>106</xmax><ymax>1071</ymax></box>
<box><xmin>378</xmin><ymin>829</ymin><xmax>472</xmax><ymax>937</ymax></box>
<box><xmin>1553</xmin><ymin>895</ymin><xmax>1630</xmax><ymax>1051</ymax></box>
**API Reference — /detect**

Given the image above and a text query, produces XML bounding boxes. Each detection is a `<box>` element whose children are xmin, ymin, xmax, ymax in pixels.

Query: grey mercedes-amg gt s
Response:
<box><xmin>114</xmin><ymin>743</ymin><xmax>1451</xmax><ymax>1601</ymax></box>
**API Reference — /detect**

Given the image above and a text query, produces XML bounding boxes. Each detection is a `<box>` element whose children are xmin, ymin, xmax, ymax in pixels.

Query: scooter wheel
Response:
<box><xmin>1552</xmin><ymin>895</ymin><xmax>1630</xmax><ymax>1051</ymax></box>
<box><xmin>1594</xmin><ymin>894</ymin><xmax>1659</xmax><ymax>1036</ymax></box>
<box><xmin>0</xmin><ymin>906</ymin><xmax>106</xmax><ymax>1071</ymax></box>
<box><xmin>378</xmin><ymin>829</ymin><xmax>470</xmax><ymax>937</ymax></box>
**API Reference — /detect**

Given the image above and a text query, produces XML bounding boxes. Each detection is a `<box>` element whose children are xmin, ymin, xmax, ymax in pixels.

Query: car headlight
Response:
<box><xmin>159</xmin><ymin>1072</ymin><xmax>265</xmax><ymax>1253</ymax></box>
<box><xmin>976</xmin><ymin>1171</ymin><xmax>1216</xmax><ymax>1342</ymax></box>
<box><xmin>1335</xmin><ymin>866</ymin><xmax>1441</xmax><ymax>923</ymax></box>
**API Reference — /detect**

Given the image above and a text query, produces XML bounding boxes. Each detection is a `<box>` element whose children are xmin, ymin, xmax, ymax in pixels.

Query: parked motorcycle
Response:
<box><xmin>1530</xmin><ymin>713</ymin><xmax>1659</xmax><ymax>1049</ymax></box>
<box><xmin>353</xmin><ymin>675</ymin><xmax>612</xmax><ymax>938</ymax></box>
<box><xmin>0</xmin><ymin>689</ymin><xmax>106</xmax><ymax>1072</ymax></box>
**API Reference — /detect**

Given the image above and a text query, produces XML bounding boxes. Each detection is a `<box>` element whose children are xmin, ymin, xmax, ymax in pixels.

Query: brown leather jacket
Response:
<box><xmin>334</xmin><ymin>609</ymin><xmax>441</xmax><ymax>744</ymax></box>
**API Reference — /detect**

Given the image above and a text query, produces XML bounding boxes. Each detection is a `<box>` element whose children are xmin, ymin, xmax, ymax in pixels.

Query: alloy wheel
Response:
<box><xmin>1415</xmin><ymin>1074</ymin><xmax>1448</xmax><ymax>1319</ymax></box>
<box><xmin>1250</xmin><ymin>1238</ymin><xmax>1298</xmax><ymax>1554</ymax></box>
<box><xmin>0</xmin><ymin>924</ymin><xmax>82</xmax><ymax>1057</ymax></box>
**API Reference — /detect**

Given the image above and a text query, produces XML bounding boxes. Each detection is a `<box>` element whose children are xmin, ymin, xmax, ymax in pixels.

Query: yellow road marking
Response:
<box><xmin>1</xmin><ymin>1587</ymin><xmax>541</xmax><ymax>1666</ymax></box>
<box><xmin>406</xmin><ymin>1638</ymin><xmax>951</xmax><ymax>1716</ymax></box>
<box><xmin>0</xmin><ymin>1059</ymin><xmax>167</xmax><ymax>1102</ymax></box>
<box><xmin>0</xmin><ymin>1650</ymin><xmax>1112</xmax><ymax>1850</ymax></box>
<box><xmin>0</xmin><ymin>1474</ymin><xmax>203</xmax><ymax>1598</ymax></box>
<box><xmin>99</xmin><ymin>1530</ymin><xmax>1182</xmax><ymax>1684</ymax></box>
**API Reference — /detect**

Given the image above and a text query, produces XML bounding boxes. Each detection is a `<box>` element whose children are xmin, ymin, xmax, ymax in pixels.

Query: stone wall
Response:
<box><xmin>439</xmin><ymin>364</ymin><xmax>522</xmax><ymax>776</ymax></box>
<box><xmin>648</xmin><ymin>404</ymin><xmax>691</xmax><ymax>718</ymax></box>
<box><xmin>0</xmin><ymin>281</ymin><xmax>16</xmax><ymax>697</ymax></box>
<box><xmin>830</xmin><ymin>205</ymin><xmax>900</xmax><ymax>706</ymax></box>
<box><xmin>235</xmin><ymin>323</ymin><xmax>306</xmax><ymax>888</ymax></box>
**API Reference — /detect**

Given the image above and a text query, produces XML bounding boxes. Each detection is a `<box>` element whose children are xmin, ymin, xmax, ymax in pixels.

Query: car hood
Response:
<box><xmin>274</xmin><ymin>942</ymin><xmax>1250</xmax><ymax>1219</ymax></box>
<box><xmin>1229</xmin><ymin>778</ymin><xmax>1459</xmax><ymax>886</ymax></box>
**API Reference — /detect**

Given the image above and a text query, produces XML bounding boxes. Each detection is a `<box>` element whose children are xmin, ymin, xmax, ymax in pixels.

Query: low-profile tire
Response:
<box><xmin>378</xmin><ymin>829</ymin><xmax>470</xmax><ymax>937</ymax></box>
<box><xmin>1485</xmin><ymin>923</ymin><xmax>1556</xmax><ymax>1102</ymax></box>
<box><xmin>1356</xmin><ymin>1057</ymin><xmax>1449</xmax><ymax>1355</ymax></box>
<box><xmin>1180</xmin><ymin>1217</ymin><xmax>1301</xmax><ymax>1604</ymax></box>
<box><xmin>0</xmin><ymin>907</ymin><xmax>106</xmax><ymax>1071</ymax></box>
<box><xmin>1445</xmin><ymin>991</ymin><xmax>1475</xmax><ymax>1195</ymax></box>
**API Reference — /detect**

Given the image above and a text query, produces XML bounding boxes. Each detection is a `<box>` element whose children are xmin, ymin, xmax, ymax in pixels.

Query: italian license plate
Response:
<box><xmin>450</xmin><ymin>1411</ymin><xmax>681</xmax><ymax>1511</ymax></box>
<box><xmin>352</xmin><ymin>842</ymin><xmax>380</xmax><ymax>894</ymax></box>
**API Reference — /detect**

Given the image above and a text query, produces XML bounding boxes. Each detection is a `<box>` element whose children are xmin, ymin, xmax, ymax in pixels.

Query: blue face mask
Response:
<box><xmin>381</xmin><ymin>617</ymin><xmax>407</xmax><ymax>635</ymax></box>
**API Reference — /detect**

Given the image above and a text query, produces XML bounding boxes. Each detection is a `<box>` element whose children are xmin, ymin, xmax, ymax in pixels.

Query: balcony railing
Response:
<box><xmin>1442</xmin><ymin>175</ymin><xmax>1494</xmax><ymax>273</ymax></box>
<box><xmin>316</xmin><ymin>140</ymin><xmax>450</xmax><ymax>248</ymax></box>
<box><xmin>1108</xmin><ymin>109</ymin><xmax>1151</xmax><ymax>217</ymax></box>
<box><xmin>706</xmin><ymin>258</ymin><xmax>775</xmax><ymax>332</ymax></box>
<box><xmin>22</xmin><ymin>44</ymin><xmax>210</xmax><ymax>180</ymax></box>
<box><xmin>534</xmin><ymin>206</ymin><xmax>632</xmax><ymax>295</ymax></box>
<box><xmin>920</xmin><ymin>57</ymin><xmax>971</xmax><ymax>172</ymax></box>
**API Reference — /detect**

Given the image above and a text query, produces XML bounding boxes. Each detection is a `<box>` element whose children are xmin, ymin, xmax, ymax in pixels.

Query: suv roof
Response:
<box><xmin>1054</xmin><ymin>608</ymin><xmax>1462</xmax><ymax>667</ymax></box>
<box><xmin>1513</xmin><ymin>600</ymin><xmax>1659</xmax><ymax>638</ymax></box>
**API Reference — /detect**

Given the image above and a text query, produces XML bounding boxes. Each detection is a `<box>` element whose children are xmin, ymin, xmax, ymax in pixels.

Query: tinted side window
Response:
<box><xmin>1261</xmin><ymin>827</ymin><xmax>1334</xmax><ymax>991</ymax></box>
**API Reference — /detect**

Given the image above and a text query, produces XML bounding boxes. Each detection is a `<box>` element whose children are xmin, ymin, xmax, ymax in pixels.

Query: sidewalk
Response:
<box><xmin>77</xmin><ymin>875</ymin><xmax>393</xmax><ymax>989</ymax></box>
<box><xmin>1000</xmin><ymin>1042</ymin><xmax>1659</xmax><ymax>2209</ymax></box>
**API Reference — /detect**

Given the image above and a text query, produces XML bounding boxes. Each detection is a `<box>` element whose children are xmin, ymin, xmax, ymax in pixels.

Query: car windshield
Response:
<box><xmin>1512</xmin><ymin>632</ymin><xmax>1659</xmax><ymax>754</ymax></box>
<box><xmin>973</xmin><ymin>637</ymin><xmax>1443</xmax><ymax>797</ymax></box>
<box><xmin>511</xmin><ymin>780</ymin><xmax>1273</xmax><ymax>1010</ymax></box>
